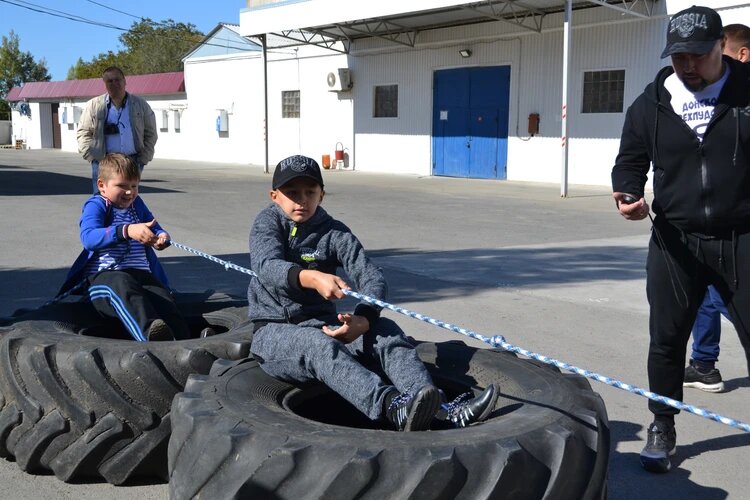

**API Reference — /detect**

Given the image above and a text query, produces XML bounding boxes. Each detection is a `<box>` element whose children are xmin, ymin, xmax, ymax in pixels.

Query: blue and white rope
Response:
<box><xmin>170</xmin><ymin>240</ymin><xmax>750</xmax><ymax>433</ymax></box>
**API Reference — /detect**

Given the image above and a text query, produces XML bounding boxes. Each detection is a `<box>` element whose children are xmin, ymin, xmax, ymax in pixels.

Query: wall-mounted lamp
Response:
<box><xmin>459</xmin><ymin>49</ymin><xmax>472</xmax><ymax>58</ymax></box>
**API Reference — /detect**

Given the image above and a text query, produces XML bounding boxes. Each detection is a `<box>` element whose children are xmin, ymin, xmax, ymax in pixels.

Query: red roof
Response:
<box><xmin>5</xmin><ymin>86</ymin><xmax>22</xmax><ymax>101</ymax></box>
<box><xmin>6</xmin><ymin>72</ymin><xmax>185</xmax><ymax>101</ymax></box>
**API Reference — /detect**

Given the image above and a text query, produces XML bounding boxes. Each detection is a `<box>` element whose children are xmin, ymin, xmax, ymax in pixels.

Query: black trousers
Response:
<box><xmin>87</xmin><ymin>268</ymin><xmax>189</xmax><ymax>341</ymax></box>
<box><xmin>646</xmin><ymin>219</ymin><xmax>750</xmax><ymax>418</ymax></box>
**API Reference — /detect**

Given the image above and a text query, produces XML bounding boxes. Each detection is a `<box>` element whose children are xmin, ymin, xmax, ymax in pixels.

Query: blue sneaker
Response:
<box><xmin>640</xmin><ymin>421</ymin><xmax>677</xmax><ymax>473</ymax></box>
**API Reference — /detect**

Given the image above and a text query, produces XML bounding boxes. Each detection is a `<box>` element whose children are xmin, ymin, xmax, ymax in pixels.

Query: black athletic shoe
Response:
<box><xmin>640</xmin><ymin>421</ymin><xmax>677</xmax><ymax>473</ymax></box>
<box><xmin>443</xmin><ymin>384</ymin><xmax>498</xmax><ymax>428</ymax></box>
<box><xmin>683</xmin><ymin>360</ymin><xmax>724</xmax><ymax>393</ymax></box>
<box><xmin>199</xmin><ymin>327</ymin><xmax>218</xmax><ymax>338</ymax></box>
<box><xmin>146</xmin><ymin>319</ymin><xmax>175</xmax><ymax>341</ymax></box>
<box><xmin>386</xmin><ymin>385</ymin><xmax>442</xmax><ymax>431</ymax></box>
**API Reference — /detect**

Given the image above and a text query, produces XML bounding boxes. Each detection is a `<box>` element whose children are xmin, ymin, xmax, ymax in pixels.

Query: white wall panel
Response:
<box><xmin>11</xmin><ymin>110</ymin><xmax>30</xmax><ymax>147</ymax></box>
<box><xmin>181</xmin><ymin>55</ymin><xmax>262</xmax><ymax>165</ymax></box>
<box><xmin>182</xmin><ymin>49</ymin><xmax>352</xmax><ymax>168</ymax></box>
<box><xmin>59</xmin><ymin>101</ymin><xmax>85</xmax><ymax>154</ymax></box>
<box><xmin>349</xmin><ymin>7</ymin><xmax>667</xmax><ymax>186</ymax></box>
<box><xmin>265</xmin><ymin>53</ymin><xmax>353</xmax><ymax>167</ymax></box>
<box><xmin>22</xmin><ymin>103</ymin><xmax>44</xmax><ymax>149</ymax></box>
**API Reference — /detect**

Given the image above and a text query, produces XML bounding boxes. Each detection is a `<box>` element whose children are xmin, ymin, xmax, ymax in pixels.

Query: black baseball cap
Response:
<box><xmin>661</xmin><ymin>5</ymin><xmax>724</xmax><ymax>58</ymax></box>
<box><xmin>272</xmin><ymin>155</ymin><xmax>324</xmax><ymax>189</ymax></box>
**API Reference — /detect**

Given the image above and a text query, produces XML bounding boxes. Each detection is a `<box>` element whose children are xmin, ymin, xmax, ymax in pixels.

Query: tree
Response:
<box><xmin>67</xmin><ymin>52</ymin><xmax>126</xmax><ymax>80</ymax></box>
<box><xmin>67</xmin><ymin>19</ymin><xmax>204</xmax><ymax>79</ymax></box>
<box><xmin>0</xmin><ymin>31</ymin><xmax>51</xmax><ymax>120</ymax></box>
<box><xmin>121</xmin><ymin>19</ymin><xmax>203</xmax><ymax>75</ymax></box>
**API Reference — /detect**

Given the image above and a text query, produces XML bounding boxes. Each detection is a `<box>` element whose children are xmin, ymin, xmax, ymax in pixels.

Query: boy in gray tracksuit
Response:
<box><xmin>248</xmin><ymin>155</ymin><xmax>496</xmax><ymax>431</ymax></box>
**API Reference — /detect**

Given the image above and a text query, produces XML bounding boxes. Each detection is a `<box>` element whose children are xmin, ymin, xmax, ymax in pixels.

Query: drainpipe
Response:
<box><xmin>560</xmin><ymin>0</ymin><xmax>572</xmax><ymax>197</ymax></box>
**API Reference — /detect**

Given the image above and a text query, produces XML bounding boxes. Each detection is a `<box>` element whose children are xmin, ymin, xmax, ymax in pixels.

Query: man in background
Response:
<box><xmin>683</xmin><ymin>23</ymin><xmax>750</xmax><ymax>394</ymax></box>
<box><xmin>77</xmin><ymin>66</ymin><xmax>157</xmax><ymax>193</ymax></box>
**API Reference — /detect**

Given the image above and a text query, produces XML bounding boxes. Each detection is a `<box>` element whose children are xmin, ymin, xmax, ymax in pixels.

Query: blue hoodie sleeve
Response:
<box><xmin>79</xmin><ymin>197</ymin><xmax>124</xmax><ymax>251</ymax></box>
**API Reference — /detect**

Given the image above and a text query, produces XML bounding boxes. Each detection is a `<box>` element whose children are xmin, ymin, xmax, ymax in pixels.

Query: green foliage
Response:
<box><xmin>67</xmin><ymin>52</ymin><xmax>126</xmax><ymax>80</ymax></box>
<box><xmin>0</xmin><ymin>30</ymin><xmax>51</xmax><ymax>116</ymax></box>
<box><xmin>66</xmin><ymin>19</ymin><xmax>204</xmax><ymax>79</ymax></box>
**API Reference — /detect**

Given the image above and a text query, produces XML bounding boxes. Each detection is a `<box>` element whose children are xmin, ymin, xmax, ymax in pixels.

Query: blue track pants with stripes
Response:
<box><xmin>88</xmin><ymin>268</ymin><xmax>189</xmax><ymax>341</ymax></box>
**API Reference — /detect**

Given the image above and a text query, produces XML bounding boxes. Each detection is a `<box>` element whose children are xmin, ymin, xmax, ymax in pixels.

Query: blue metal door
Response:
<box><xmin>432</xmin><ymin>66</ymin><xmax>510</xmax><ymax>179</ymax></box>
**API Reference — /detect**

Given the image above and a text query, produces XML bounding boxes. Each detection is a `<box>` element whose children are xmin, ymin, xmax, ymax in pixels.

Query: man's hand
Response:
<box><xmin>299</xmin><ymin>270</ymin><xmax>349</xmax><ymax>300</ymax></box>
<box><xmin>322</xmin><ymin>313</ymin><xmax>369</xmax><ymax>343</ymax></box>
<box><xmin>127</xmin><ymin>219</ymin><xmax>158</xmax><ymax>246</ymax></box>
<box><xmin>613</xmin><ymin>192</ymin><xmax>650</xmax><ymax>220</ymax></box>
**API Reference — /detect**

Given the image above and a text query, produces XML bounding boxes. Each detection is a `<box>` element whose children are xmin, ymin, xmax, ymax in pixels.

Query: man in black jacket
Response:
<box><xmin>612</xmin><ymin>5</ymin><xmax>750</xmax><ymax>474</ymax></box>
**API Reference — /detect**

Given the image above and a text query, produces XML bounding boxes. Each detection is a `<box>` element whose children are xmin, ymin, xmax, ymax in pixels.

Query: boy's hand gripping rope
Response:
<box><xmin>169</xmin><ymin>241</ymin><xmax>750</xmax><ymax>434</ymax></box>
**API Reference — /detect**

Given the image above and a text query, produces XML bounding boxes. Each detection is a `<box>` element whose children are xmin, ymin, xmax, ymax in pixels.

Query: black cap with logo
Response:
<box><xmin>661</xmin><ymin>5</ymin><xmax>724</xmax><ymax>58</ymax></box>
<box><xmin>272</xmin><ymin>155</ymin><xmax>325</xmax><ymax>189</ymax></box>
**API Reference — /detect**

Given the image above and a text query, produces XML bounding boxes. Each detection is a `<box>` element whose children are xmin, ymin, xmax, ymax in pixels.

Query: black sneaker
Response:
<box><xmin>146</xmin><ymin>319</ymin><xmax>175</xmax><ymax>341</ymax></box>
<box><xmin>640</xmin><ymin>421</ymin><xmax>677</xmax><ymax>473</ymax></box>
<box><xmin>200</xmin><ymin>327</ymin><xmax>218</xmax><ymax>338</ymax></box>
<box><xmin>442</xmin><ymin>384</ymin><xmax>498</xmax><ymax>428</ymax></box>
<box><xmin>683</xmin><ymin>360</ymin><xmax>724</xmax><ymax>393</ymax></box>
<box><xmin>386</xmin><ymin>385</ymin><xmax>442</xmax><ymax>431</ymax></box>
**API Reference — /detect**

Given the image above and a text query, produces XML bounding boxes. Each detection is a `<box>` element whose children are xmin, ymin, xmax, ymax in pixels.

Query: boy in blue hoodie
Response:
<box><xmin>60</xmin><ymin>153</ymin><xmax>188</xmax><ymax>341</ymax></box>
<box><xmin>248</xmin><ymin>155</ymin><xmax>496</xmax><ymax>431</ymax></box>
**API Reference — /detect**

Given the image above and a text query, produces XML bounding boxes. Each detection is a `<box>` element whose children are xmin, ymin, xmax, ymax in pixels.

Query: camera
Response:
<box><xmin>103</xmin><ymin>122</ymin><xmax>119</xmax><ymax>135</ymax></box>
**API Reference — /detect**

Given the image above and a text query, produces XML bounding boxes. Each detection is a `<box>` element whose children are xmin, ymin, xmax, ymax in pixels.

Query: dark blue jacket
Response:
<box><xmin>59</xmin><ymin>195</ymin><xmax>169</xmax><ymax>294</ymax></box>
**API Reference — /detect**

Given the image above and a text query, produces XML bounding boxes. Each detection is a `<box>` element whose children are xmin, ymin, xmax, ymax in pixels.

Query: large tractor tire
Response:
<box><xmin>0</xmin><ymin>291</ymin><xmax>253</xmax><ymax>485</ymax></box>
<box><xmin>168</xmin><ymin>340</ymin><xmax>609</xmax><ymax>499</ymax></box>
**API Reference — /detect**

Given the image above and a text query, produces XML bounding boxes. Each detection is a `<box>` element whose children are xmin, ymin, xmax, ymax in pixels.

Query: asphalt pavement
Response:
<box><xmin>1</xmin><ymin>149</ymin><xmax>748</xmax><ymax>499</ymax></box>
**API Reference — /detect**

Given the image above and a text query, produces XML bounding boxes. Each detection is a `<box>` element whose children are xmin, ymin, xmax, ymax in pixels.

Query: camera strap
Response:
<box><xmin>106</xmin><ymin>93</ymin><xmax>128</xmax><ymax>126</ymax></box>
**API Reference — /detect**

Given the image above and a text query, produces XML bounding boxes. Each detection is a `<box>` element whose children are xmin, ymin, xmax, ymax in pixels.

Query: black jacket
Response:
<box><xmin>612</xmin><ymin>56</ymin><xmax>750</xmax><ymax>235</ymax></box>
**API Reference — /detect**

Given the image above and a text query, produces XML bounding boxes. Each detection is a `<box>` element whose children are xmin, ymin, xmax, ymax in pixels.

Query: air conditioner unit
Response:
<box><xmin>326</xmin><ymin>68</ymin><xmax>352</xmax><ymax>92</ymax></box>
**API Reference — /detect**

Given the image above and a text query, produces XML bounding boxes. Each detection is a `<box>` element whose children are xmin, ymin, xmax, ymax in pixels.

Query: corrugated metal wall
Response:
<box><xmin>348</xmin><ymin>7</ymin><xmax>668</xmax><ymax>186</ymax></box>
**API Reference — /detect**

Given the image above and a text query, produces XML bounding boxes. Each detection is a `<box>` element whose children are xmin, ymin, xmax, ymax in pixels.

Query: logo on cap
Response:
<box><xmin>279</xmin><ymin>155</ymin><xmax>315</xmax><ymax>173</ymax></box>
<box><xmin>670</xmin><ymin>12</ymin><xmax>709</xmax><ymax>39</ymax></box>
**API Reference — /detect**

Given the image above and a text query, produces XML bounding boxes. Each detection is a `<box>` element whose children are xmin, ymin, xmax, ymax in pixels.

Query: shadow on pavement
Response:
<box><xmin>722</xmin><ymin>377</ymin><xmax>750</xmax><ymax>393</ymax></box>
<box><xmin>369</xmin><ymin>245</ymin><xmax>648</xmax><ymax>289</ymax></box>
<box><xmin>0</xmin><ymin>170</ymin><xmax>181</xmax><ymax>196</ymax></box>
<box><xmin>1</xmin><ymin>243</ymin><xmax>650</xmax><ymax>317</ymax></box>
<box><xmin>608</xmin><ymin>420</ymin><xmax>730</xmax><ymax>500</ymax></box>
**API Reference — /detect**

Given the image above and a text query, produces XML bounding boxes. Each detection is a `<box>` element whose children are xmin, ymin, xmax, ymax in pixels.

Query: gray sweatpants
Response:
<box><xmin>250</xmin><ymin>316</ymin><xmax>434</xmax><ymax>420</ymax></box>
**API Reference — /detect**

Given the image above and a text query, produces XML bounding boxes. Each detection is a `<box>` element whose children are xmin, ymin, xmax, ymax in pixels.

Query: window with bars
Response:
<box><xmin>582</xmin><ymin>70</ymin><xmax>625</xmax><ymax>113</ymax></box>
<box><xmin>374</xmin><ymin>85</ymin><xmax>398</xmax><ymax>118</ymax></box>
<box><xmin>282</xmin><ymin>90</ymin><xmax>300</xmax><ymax>118</ymax></box>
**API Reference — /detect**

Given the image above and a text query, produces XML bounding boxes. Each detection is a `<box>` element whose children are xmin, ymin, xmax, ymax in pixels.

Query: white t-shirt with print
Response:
<box><xmin>664</xmin><ymin>64</ymin><xmax>729</xmax><ymax>141</ymax></box>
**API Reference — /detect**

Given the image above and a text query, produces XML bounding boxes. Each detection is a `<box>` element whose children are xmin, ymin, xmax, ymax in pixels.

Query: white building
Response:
<box><xmin>239</xmin><ymin>0</ymin><xmax>750</xmax><ymax>190</ymax></box>
<box><xmin>8</xmin><ymin>73</ymin><xmax>187</xmax><ymax>157</ymax></box>
<box><xmin>7</xmin><ymin>1</ymin><xmax>750</xmax><ymax>189</ymax></box>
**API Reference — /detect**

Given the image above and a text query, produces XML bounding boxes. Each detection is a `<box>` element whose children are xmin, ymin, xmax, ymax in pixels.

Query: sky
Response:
<box><xmin>0</xmin><ymin>0</ymin><xmax>245</xmax><ymax>80</ymax></box>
